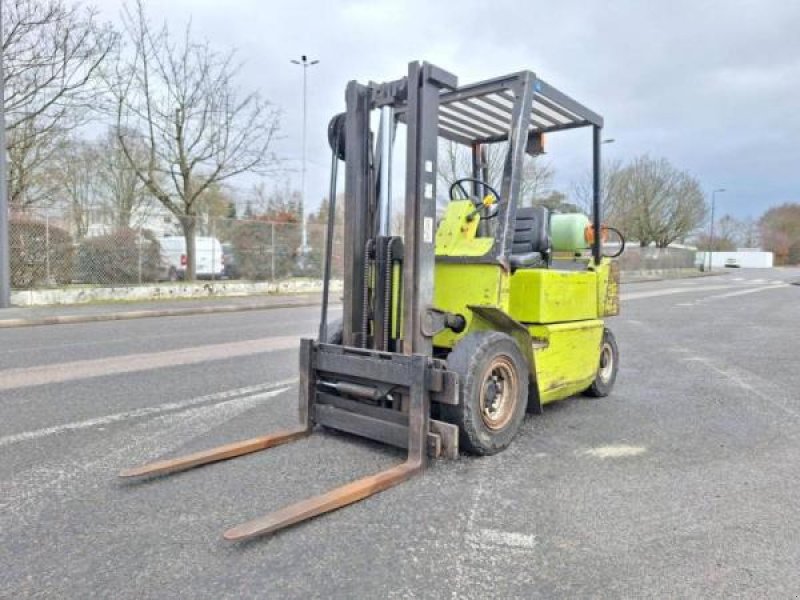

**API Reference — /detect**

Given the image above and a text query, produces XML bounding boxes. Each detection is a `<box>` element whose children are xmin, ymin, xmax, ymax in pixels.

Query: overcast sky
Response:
<box><xmin>95</xmin><ymin>0</ymin><xmax>800</xmax><ymax>220</ymax></box>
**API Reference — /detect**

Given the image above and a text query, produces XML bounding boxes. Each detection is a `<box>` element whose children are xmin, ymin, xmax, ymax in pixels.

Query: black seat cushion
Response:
<box><xmin>509</xmin><ymin>205</ymin><xmax>550</xmax><ymax>268</ymax></box>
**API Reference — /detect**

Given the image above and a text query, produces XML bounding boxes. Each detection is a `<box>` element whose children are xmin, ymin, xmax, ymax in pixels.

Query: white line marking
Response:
<box><xmin>623</xmin><ymin>285</ymin><xmax>731</xmax><ymax>300</ymax></box>
<box><xmin>699</xmin><ymin>285</ymin><xmax>789</xmax><ymax>301</ymax></box>
<box><xmin>585</xmin><ymin>444</ymin><xmax>646</xmax><ymax>458</ymax></box>
<box><xmin>467</xmin><ymin>528</ymin><xmax>537</xmax><ymax>549</ymax></box>
<box><xmin>0</xmin><ymin>335</ymin><xmax>300</xmax><ymax>391</ymax></box>
<box><xmin>0</xmin><ymin>385</ymin><xmax>297</xmax><ymax>525</ymax></box>
<box><xmin>0</xmin><ymin>379</ymin><xmax>295</xmax><ymax>448</ymax></box>
<box><xmin>683</xmin><ymin>357</ymin><xmax>799</xmax><ymax>419</ymax></box>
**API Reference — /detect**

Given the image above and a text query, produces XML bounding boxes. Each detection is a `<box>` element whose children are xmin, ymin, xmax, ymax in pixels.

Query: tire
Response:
<box><xmin>441</xmin><ymin>332</ymin><xmax>529</xmax><ymax>455</ymax></box>
<box><xmin>583</xmin><ymin>328</ymin><xmax>619</xmax><ymax>398</ymax></box>
<box><xmin>322</xmin><ymin>319</ymin><xmax>343</xmax><ymax>344</ymax></box>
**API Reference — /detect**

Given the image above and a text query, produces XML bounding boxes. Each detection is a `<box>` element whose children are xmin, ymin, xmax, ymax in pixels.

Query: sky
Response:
<box><xmin>93</xmin><ymin>0</ymin><xmax>800</xmax><ymax>220</ymax></box>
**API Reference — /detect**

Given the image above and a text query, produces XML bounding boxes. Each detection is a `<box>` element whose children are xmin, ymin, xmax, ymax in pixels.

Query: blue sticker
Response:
<box><xmin>534</xmin><ymin>81</ymin><xmax>542</xmax><ymax>92</ymax></box>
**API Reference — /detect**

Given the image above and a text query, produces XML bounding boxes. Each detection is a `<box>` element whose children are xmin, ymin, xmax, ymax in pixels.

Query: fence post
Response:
<box><xmin>45</xmin><ymin>214</ymin><xmax>51</xmax><ymax>285</ymax></box>
<box><xmin>137</xmin><ymin>227</ymin><xmax>143</xmax><ymax>284</ymax></box>
<box><xmin>271</xmin><ymin>222</ymin><xmax>276</xmax><ymax>281</ymax></box>
<box><xmin>211</xmin><ymin>217</ymin><xmax>216</xmax><ymax>282</ymax></box>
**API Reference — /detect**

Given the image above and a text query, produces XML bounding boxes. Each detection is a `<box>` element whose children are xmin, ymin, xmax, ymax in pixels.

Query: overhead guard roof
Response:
<box><xmin>398</xmin><ymin>71</ymin><xmax>603</xmax><ymax>146</ymax></box>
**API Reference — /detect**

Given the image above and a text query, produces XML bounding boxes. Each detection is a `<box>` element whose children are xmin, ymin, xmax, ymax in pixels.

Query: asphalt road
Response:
<box><xmin>2</xmin><ymin>268</ymin><xmax>799</xmax><ymax>598</ymax></box>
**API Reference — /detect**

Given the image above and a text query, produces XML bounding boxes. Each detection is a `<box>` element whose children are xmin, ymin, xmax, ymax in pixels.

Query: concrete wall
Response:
<box><xmin>11</xmin><ymin>278</ymin><xmax>343</xmax><ymax>307</ymax></box>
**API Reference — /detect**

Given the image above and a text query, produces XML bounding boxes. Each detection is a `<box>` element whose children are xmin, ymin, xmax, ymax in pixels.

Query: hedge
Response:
<box><xmin>76</xmin><ymin>228</ymin><xmax>163</xmax><ymax>284</ymax></box>
<box><xmin>9</xmin><ymin>219</ymin><xmax>74</xmax><ymax>288</ymax></box>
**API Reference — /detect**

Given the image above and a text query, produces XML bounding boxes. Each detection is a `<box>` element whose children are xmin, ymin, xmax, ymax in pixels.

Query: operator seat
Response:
<box><xmin>509</xmin><ymin>205</ymin><xmax>551</xmax><ymax>268</ymax></box>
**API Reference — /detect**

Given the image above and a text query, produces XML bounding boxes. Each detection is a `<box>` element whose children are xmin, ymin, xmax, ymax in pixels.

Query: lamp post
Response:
<box><xmin>291</xmin><ymin>55</ymin><xmax>319</xmax><ymax>262</ymax></box>
<box><xmin>0</xmin><ymin>4</ymin><xmax>10</xmax><ymax>309</ymax></box>
<box><xmin>708</xmin><ymin>188</ymin><xmax>726</xmax><ymax>272</ymax></box>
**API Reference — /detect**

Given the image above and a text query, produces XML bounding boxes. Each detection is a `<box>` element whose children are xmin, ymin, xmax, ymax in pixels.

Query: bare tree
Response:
<box><xmin>108</xmin><ymin>1</ymin><xmax>280</xmax><ymax>279</ymax></box>
<box><xmin>572</xmin><ymin>158</ymin><xmax>625</xmax><ymax>221</ymax></box>
<box><xmin>590</xmin><ymin>155</ymin><xmax>706</xmax><ymax>248</ymax></box>
<box><xmin>47</xmin><ymin>136</ymin><xmax>98</xmax><ymax>237</ymax></box>
<box><xmin>94</xmin><ymin>128</ymin><xmax>152</xmax><ymax>228</ymax></box>
<box><xmin>437</xmin><ymin>141</ymin><xmax>554</xmax><ymax>209</ymax></box>
<box><xmin>740</xmin><ymin>217</ymin><xmax>761</xmax><ymax>248</ymax></box>
<box><xmin>2</xmin><ymin>0</ymin><xmax>116</xmax><ymax>208</ymax></box>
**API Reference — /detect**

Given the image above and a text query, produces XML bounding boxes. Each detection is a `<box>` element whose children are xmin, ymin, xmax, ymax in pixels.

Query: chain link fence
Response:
<box><xmin>8</xmin><ymin>209</ymin><xmax>344</xmax><ymax>289</ymax></box>
<box><xmin>614</xmin><ymin>245</ymin><xmax>697</xmax><ymax>271</ymax></box>
<box><xmin>8</xmin><ymin>208</ymin><xmax>700</xmax><ymax>291</ymax></box>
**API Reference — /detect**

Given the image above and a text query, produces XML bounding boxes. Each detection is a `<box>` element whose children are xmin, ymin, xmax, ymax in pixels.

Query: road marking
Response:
<box><xmin>698</xmin><ymin>284</ymin><xmax>789</xmax><ymax>302</ymax></box>
<box><xmin>467</xmin><ymin>528</ymin><xmax>537</xmax><ymax>549</ymax></box>
<box><xmin>0</xmin><ymin>335</ymin><xmax>300</xmax><ymax>391</ymax></box>
<box><xmin>0</xmin><ymin>383</ymin><xmax>298</xmax><ymax>525</ymax></box>
<box><xmin>0</xmin><ymin>379</ymin><xmax>296</xmax><ymax>448</ymax></box>
<box><xmin>683</xmin><ymin>356</ymin><xmax>800</xmax><ymax>420</ymax></box>
<box><xmin>585</xmin><ymin>444</ymin><xmax>646</xmax><ymax>458</ymax></box>
<box><xmin>622</xmin><ymin>285</ymin><xmax>731</xmax><ymax>300</ymax></box>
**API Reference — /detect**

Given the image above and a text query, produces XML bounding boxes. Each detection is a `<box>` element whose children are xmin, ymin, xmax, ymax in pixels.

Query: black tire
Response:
<box><xmin>322</xmin><ymin>319</ymin><xmax>343</xmax><ymax>344</ymax></box>
<box><xmin>583</xmin><ymin>328</ymin><xmax>619</xmax><ymax>398</ymax></box>
<box><xmin>441</xmin><ymin>332</ymin><xmax>529</xmax><ymax>455</ymax></box>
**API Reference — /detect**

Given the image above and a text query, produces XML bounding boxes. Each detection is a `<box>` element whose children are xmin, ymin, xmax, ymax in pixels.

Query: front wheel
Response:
<box><xmin>441</xmin><ymin>332</ymin><xmax>529</xmax><ymax>455</ymax></box>
<box><xmin>583</xmin><ymin>328</ymin><xmax>619</xmax><ymax>397</ymax></box>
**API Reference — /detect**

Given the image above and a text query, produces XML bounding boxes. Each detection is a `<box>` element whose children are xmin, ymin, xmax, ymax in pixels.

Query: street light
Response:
<box><xmin>708</xmin><ymin>188</ymin><xmax>726</xmax><ymax>272</ymax></box>
<box><xmin>291</xmin><ymin>55</ymin><xmax>319</xmax><ymax>261</ymax></box>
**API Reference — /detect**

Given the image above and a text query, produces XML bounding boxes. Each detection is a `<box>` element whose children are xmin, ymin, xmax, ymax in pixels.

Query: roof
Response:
<box><xmin>398</xmin><ymin>71</ymin><xmax>603</xmax><ymax>146</ymax></box>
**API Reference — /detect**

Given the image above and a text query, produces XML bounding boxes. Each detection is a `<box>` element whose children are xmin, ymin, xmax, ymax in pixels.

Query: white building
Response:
<box><xmin>696</xmin><ymin>248</ymin><xmax>774</xmax><ymax>269</ymax></box>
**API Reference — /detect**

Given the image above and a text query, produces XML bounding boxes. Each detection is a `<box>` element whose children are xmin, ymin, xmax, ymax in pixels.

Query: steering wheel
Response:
<box><xmin>448</xmin><ymin>178</ymin><xmax>504</xmax><ymax>220</ymax></box>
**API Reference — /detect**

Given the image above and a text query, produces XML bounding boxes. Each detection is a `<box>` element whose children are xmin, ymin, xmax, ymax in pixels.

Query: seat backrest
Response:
<box><xmin>512</xmin><ymin>205</ymin><xmax>550</xmax><ymax>256</ymax></box>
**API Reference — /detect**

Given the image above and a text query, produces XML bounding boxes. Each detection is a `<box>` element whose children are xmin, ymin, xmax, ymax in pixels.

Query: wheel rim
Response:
<box><xmin>598</xmin><ymin>342</ymin><xmax>614</xmax><ymax>383</ymax></box>
<box><xmin>479</xmin><ymin>356</ymin><xmax>518</xmax><ymax>431</ymax></box>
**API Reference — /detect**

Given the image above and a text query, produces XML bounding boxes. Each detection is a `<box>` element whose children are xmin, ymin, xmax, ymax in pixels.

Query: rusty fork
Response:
<box><xmin>120</xmin><ymin>344</ymin><xmax>430</xmax><ymax>542</ymax></box>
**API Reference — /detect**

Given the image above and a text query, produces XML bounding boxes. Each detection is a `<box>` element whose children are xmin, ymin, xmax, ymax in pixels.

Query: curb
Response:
<box><xmin>0</xmin><ymin>300</ymin><xmax>327</xmax><ymax>329</ymax></box>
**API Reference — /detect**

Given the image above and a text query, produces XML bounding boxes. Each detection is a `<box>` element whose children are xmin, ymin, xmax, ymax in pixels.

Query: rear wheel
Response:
<box><xmin>583</xmin><ymin>328</ymin><xmax>618</xmax><ymax>397</ymax></box>
<box><xmin>441</xmin><ymin>332</ymin><xmax>529</xmax><ymax>455</ymax></box>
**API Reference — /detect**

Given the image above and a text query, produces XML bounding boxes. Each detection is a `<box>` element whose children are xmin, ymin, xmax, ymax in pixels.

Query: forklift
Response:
<box><xmin>121</xmin><ymin>61</ymin><xmax>622</xmax><ymax>541</ymax></box>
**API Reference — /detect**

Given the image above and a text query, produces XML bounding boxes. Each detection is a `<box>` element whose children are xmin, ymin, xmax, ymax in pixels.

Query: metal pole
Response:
<box><xmin>318</xmin><ymin>151</ymin><xmax>339</xmax><ymax>342</ymax></box>
<box><xmin>270</xmin><ymin>222</ymin><xmax>275</xmax><ymax>281</ymax></box>
<box><xmin>708</xmin><ymin>188</ymin><xmax>725</xmax><ymax>272</ymax></box>
<box><xmin>291</xmin><ymin>55</ymin><xmax>319</xmax><ymax>261</ymax></box>
<box><xmin>137</xmin><ymin>227</ymin><xmax>143</xmax><ymax>284</ymax></box>
<box><xmin>592</xmin><ymin>126</ymin><xmax>603</xmax><ymax>265</ymax></box>
<box><xmin>378</xmin><ymin>106</ymin><xmax>393</xmax><ymax>236</ymax></box>
<box><xmin>0</xmin><ymin>4</ymin><xmax>10</xmax><ymax>308</ymax></box>
<box><xmin>211</xmin><ymin>218</ymin><xmax>216</xmax><ymax>281</ymax></box>
<box><xmin>45</xmin><ymin>215</ymin><xmax>51</xmax><ymax>284</ymax></box>
<box><xmin>301</xmin><ymin>63</ymin><xmax>307</xmax><ymax>253</ymax></box>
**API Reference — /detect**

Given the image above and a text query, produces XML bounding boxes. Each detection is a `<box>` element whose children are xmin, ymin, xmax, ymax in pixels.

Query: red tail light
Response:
<box><xmin>180</xmin><ymin>254</ymin><xmax>187</xmax><ymax>266</ymax></box>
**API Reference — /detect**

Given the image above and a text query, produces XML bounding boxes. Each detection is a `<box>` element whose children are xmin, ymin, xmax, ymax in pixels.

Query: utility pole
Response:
<box><xmin>708</xmin><ymin>188</ymin><xmax>726</xmax><ymax>272</ymax></box>
<box><xmin>0</xmin><ymin>4</ymin><xmax>10</xmax><ymax>308</ymax></box>
<box><xmin>291</xmin><ymin>55</ymin><xmax>319</xmax><ymax>261</ymax></box>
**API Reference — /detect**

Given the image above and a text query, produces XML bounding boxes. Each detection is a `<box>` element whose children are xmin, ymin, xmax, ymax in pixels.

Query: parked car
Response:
<box><xmin>725</xmin><ymin>258</ymin><xmax>741</xmax><ymax>268</ymax></box>
<box><xmin>159</xmin><ymin>236</ymin><xmax>225</xmax><ymax>280</ymax></box>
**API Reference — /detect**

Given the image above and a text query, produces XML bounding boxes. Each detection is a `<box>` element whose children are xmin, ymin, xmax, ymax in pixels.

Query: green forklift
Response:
<box><xmin>121</xmin><ymin>61</ymin><xmax>623</xmax><ymax>540</ymax></box>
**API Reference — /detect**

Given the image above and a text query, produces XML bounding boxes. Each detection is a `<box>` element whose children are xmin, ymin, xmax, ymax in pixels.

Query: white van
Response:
<box><xmin>159</xmin><ymin>236</ymin><xmax>225</xmax><ymax>280</ymax></box>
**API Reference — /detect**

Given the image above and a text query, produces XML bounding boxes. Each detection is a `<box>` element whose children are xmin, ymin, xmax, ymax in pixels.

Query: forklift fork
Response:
<box><xmin>120</xmin><ymin>341</ymin><xmax>437</xmax><ymax>541</ymax></box>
